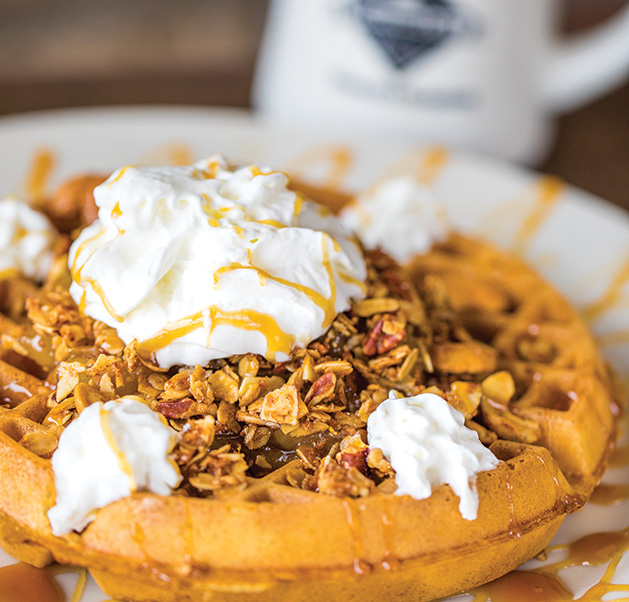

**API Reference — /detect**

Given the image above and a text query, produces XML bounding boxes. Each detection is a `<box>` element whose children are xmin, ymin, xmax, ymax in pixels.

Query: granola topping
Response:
<box><xmin>31</xmin><ymin>243</ymin><xmax>510</xmax><ymax>511</ymax></box>
<box><xmin>68</xmin><ymin>156</ymin><xmax>366</xmax><ymax>368</ymax></box>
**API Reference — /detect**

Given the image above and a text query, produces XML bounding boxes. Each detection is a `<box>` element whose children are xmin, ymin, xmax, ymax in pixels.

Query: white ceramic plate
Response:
<box><xmin>0</xmin><ymin>106</ymin><xmax>628</xmax><ymax>602</ymax></box>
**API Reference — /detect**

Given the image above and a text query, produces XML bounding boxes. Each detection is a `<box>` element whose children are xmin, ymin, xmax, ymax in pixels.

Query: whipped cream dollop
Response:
<box><xmin>68</xmin><ymin>156</ymin><xmax>366</xmax><ymax>368</ymax></box>
<box><xmin>339</xmin><ymin>176</ymin><xmax>449</xmax><ymax>263</ymax></box>
<box><xmin>0</xmin><ymin>196</ymin><xmax>57</xmax><ymax>280</ymax></box>
<box><xmin>367</xmin><ymin>392</ymin><xmax>499</xmax><ymax>520</ymax></box>
<box><xmin>48</xmin><ymin>397</ymin><xmax>181</xmax><ymax>536</ymax></box>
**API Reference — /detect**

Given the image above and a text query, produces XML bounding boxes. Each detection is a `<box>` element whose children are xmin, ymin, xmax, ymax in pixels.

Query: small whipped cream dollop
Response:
<box><xmin>69</xmin><ymin>156</ymin><xmax>366</xmax><ymax>368</ymax></box>
<box><xmin>339</xmin><ymin>176</ymin><xmax>449</xmax><ymax>263</ymax></box>
<box><xmin>367</xmin><ymin>392</ymin><xmax>500</xmax><ymax>520</ymax></box>
<box><xmin>0</xmin><ymin>196</ymin><xmax>57</xmax><ymax>280</ymax></box>
<box><xmin>48</xmin><ymin>397</ymin><xmax>181</xmax><ymax>536</ymax></box>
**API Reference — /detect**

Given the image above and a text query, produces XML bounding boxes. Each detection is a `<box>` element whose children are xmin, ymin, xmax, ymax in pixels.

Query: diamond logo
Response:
<box><xmin>351</xmin><ymin>0</ymin><xmax>478</xmax><ymax>70</ymax></box>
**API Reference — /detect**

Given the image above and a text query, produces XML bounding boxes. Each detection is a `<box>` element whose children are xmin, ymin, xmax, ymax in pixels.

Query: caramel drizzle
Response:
<box><xmin>287</xmin><ymin>144</ymin><xmax>354</xmax><ymax>190</ymax></box>
<box><xmin>416</xmin><ymin>146</ymin><xmax>450</xmax><ymax>186</ymax></box>
<box><xmin>590</xmin><ymin>482</ymin><xmax>629</xmax><ymax>506</ymax></box>
<box><xmin>135</xmin><ymin>143</ymin><xmax>194</xmax><ymax>168</ymax></box>
<box><xmin>512</xmin><ymin>176</ymin><xmax>564</xmax><ymax>256</ymax></box>
<box><xmin>214</xmin><ymin>263</ymin><xmax>335</xmax><ymax>328</ymax></box>
<box><xmin>137</xmin><ymin>306</ymin><xmax>295</xmax><ymax>360</ymax></box>
<box><xmin>370</xmin><ymin>145</ymin><xmax>450</xmax><ymax>187</ymax></box>
<box><xmin>136</xmin><ymin>233</ymin><xmax>343</xmax><ymax>359</ymax></box>
<box><xmin>100</xmin><ymin>406</ymin><xmax>137</xmax><ymax>491</ymax></box>
<box><xmin>609</xmin><ymin>442</ymin><xmax>629</xmax><ymax>469</ymax></box>
<box><xmin>505</xmin><ymin>468</ymin><xmax>522</xmax><ymax>538</ymax></box>
<box><xmin>380</xmin><ymin>497</ymin><xmax>399</xmax><ymax>571</ymax></box>
<box><xmin>473</xmin><ymin>526</ymin><xmax>629</xmax><ymax>602</ymax></box>
<box><xmin>45</xmin><ymin>565</ymin><xmax>88</xmax><ymax>602</ymax></box>
<box><xmin>596</xmin><ymin>329</ymin><xmax>629</xmax><ymax>350</ymax></box>
<box><xmin>342</xmin><ymin>499</ymin><xmax>370</xmax><ymax>576</ymax></box>
<box><xmin>182</xmin><ymin>498</ymin><xmax>194</xmax><ymax>569</ymax></box>
<box><xmin>479</xmin><ymin>176</ymin><xmax>563</xmax><ymax>257</ymax></box>
<box><xmin>106</xmin><ymin>165</ymin><xmax>135</xmax><ymax>187</ymax></box>
<box><xmin>339</xmin><ymin>269</ymin><xmax>368</xmax><ymax>294</ymax></box>
<box><xmin>26</xmin><ymin>149</ymin><xmax>55</xmax><ymax>206</ymax></box>
<box><xmin>582</xmin><ymin>258</ymin><xmax>629</xmax><ymax>323</ymax></box>
<box><xmin>71</xmin><ymin>229</ymin><xmax>125</xmax><ymax>323</ymax></box>
<box><xmin>111</xmin><ymin>202</ymin><xmax>123</xmax><ymax>219</ymax></box>
<box><xmin>168</xmin><ymin>144</ymin><xmax>194</xmax><ymax>166</ymax></box>
<box><xmin>0</xmin><ymin>268</ymin><xmax>19</xmax><ymax>280</ymax></box>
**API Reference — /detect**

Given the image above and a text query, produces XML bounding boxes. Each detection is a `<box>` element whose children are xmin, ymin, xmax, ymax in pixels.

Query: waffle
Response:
<box><xmin>0</xmin><ymin>178</ymin><xmax>621</xmax><ymax>602</ymax></box>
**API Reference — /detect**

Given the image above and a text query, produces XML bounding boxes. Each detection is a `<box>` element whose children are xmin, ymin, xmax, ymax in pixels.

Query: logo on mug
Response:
<box><xmin>349</xmin><ymin>0</ymin><xmax>481</xmax><ymax>69</ymax></box>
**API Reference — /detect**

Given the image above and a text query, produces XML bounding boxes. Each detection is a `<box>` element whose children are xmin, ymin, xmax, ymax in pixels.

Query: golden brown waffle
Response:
<box><xmin>408</xmin><ymin>234</ymin><xmax>620</xmax><ymax>498</ymax></box>
<box><xmin>0</xmin><ymin>184</ymin><xmax>621</xmax><ymax>602</ymax></box>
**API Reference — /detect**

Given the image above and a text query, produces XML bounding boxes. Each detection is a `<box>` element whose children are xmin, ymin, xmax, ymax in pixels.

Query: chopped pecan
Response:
<box><xmin>304</xmin><ymin>372</ymin><xmax>337</xmax><ymax>407</ymax></box>
<box><xmin>156</xmin><ymin>398</ymin><xmax>195</xmax><ymax>420</ymax></box>
<box><xmin>337</xmin><ymin>433</ymin><xmax>368</xmax><ymax>473</ymax></box>
<box><xmin>363</xmin><ymin>314</ymin><xmax>406</xmax><ymax>356</ymax></box>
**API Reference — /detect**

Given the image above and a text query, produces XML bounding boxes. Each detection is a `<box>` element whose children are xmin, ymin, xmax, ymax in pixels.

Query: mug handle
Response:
<box><xmin>543</xmin><ymin>4</ymin><xmax>629</xmax><ymax>112</ymax></box>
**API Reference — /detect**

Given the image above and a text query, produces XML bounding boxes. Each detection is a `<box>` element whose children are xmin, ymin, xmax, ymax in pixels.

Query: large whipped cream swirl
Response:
<box><xmin>69</xmin><ymin>156</ymin><xmax>366</xmax><ymax>368</ymax></box>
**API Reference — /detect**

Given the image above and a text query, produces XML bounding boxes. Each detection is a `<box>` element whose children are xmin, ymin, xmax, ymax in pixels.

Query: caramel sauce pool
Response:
<box><xmin>0</xmin><ymin>563</ymin><xmax>60</xmax><ymax>602</ymax></box>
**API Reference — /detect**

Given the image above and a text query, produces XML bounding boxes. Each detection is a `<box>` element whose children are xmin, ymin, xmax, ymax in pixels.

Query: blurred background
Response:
<box><xmin>0</xmin><ymin>0</ymin><xmax>627</xmax><ymax>209</ymax></box>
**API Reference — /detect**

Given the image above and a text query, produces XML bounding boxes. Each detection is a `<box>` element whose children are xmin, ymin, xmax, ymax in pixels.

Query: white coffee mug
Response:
<box><xmin>253</xmin><ymin>0</ymin><xmax>629</xmax><ymax>164</ymax></box>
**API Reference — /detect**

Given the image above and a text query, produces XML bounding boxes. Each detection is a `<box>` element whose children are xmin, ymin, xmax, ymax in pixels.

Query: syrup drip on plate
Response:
<box><xmin>589</xmin><ymin>483</ymin><xmax>629</xmax><ymax>506</ymax></box>
<box><xmin>582</xmin><ymin>258</ymin><xmax>629</xmax><ymax>324</ymax></box>
<box><xmin>473</xmin><ymin>525</ymin><xmax>629</xmax><ymax>602</ymax></box>
<box><xmin>0</xmin><ymin>562</ymin><xmax>60</xmax><ymax>602</ymax></box>
<box><xmin>26</xmin><ymin>149</ymin><xmax>55</xmax><ymax>206</ymax></box>
<box><xmin>609</xmin><ymin>443</ymin><xmax>629</xmax><ymax>469</ymax></box>
<box><xmin>512</xmin><ymin>176</ymin><xmax>564</xmax><ymax>257</ymax></box>
<box><xmin>371</xmin><ymin>146</ymin><xmax>450</xmax><ymax>187</ymax></box>
<box><xmin>479</xmin><ymin>175</ymin><xmax>563</xmax><ymax>258</ymax></box>
<box><xmin>473</xmin><ymin>570</ymin><xmax>572</xmax><ymax>602</ymax></box>
<box><xmin>286</xmin><ymin>144</ymin><xmax>354</xmax><ymax>191</ymax></box>
<box><xmin>45</xmin><ymin>565</ymin><xmax>88</xmax><ymax>602</ymax></box>
<box><xmin>415</xmin><ymin>146</ymin><xmax>450</xmax><ymax>186</ymax></box>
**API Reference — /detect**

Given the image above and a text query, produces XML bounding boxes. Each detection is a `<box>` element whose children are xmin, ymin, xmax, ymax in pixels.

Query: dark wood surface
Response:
<box><xmin>0</xmin><ymin>0</ymin><xmax>627</xmax><ymax>211</ymax></box>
